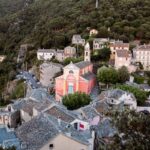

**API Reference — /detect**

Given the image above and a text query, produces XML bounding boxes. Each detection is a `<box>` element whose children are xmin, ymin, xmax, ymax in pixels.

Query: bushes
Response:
<box><xmin>62</xmin><ymin>92</ymin><xmax>91</xmax><ymax>110</ymax></box>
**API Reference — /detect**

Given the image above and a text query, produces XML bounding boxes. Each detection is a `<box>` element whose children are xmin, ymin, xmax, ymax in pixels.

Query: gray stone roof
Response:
<box><xmin>16</xmin><ymin>114</ymin><xmax>59</xmax><ymax>150</ymax></box>
<box><xmin>75</xmin><ymin>61</ymin><xmax>91</xmax><ymax>69</ymax></box>
<box><xmin>45</xmin><ymin>105</ymin><xmax>76</xmax><ymax>123</ymax></box>
<box><xmin>81</xmin><ymin>72</ymin><xmax>95</xmax><ymax>81</ymax></box>
<box><xmin>16</xmin><ymin>113</ymin><xmax>91</xmax><ymax>150</ymax></box>
<box><xmin>91</xmin><ymin>118</ymin><xmax>117</xmax><ymax>138</ymax></box>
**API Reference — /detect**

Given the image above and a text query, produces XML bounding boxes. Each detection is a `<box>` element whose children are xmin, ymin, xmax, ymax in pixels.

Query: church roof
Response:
<box><xmin>81</xmin><ymin>72</ymin><xmax>95</xmax><ymax>81</ymax></box>
<box><xmin>75</xmin><ymin>61</ymin><xmax>91</xmax><ymax>69</ymax></box>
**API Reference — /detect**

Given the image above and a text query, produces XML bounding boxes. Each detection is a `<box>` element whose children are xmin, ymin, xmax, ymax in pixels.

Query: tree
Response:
<box><xmin>118</xmin><ymin>66</ymin><xmax>129</xmax><ymax>83</ymax></box>
<box><xmin>62</xmin><ymin>92</ymin><xmax>91</xmax><ymax>110</ymax></box>
<box><xmin>97</xmin><ymin>66</ymin><xmax>118</xmax><ymax>87</ymax></box>
<box><xmin>107</xmin><ymin>110</ymin><xmax>150</xmax><ymax>150</ymax></box>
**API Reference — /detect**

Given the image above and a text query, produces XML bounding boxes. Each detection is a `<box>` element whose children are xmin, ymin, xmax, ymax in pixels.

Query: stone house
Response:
<box><xmin>40</xmin><ymin>62</ymin><xmax>63</xmax><ymax>87</ymax></box>
<box><xmin>64</xmin><ymin>46</ymin><xmax>76</xmax><ymax>58</ymax></box>
<box><xmin>72</xmin><ymin>34</ymin><xmax>85</xmax><ymax>46</ymax></box>
<box><xmin>115</xmin><ymin>50</ymin><xmax>136</xmax><ymax>73</ymax></box>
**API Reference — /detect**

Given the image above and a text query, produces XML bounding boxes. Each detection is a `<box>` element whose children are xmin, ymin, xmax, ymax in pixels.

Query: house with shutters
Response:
<box><xmin>55</xmin><ymin>43</ymin><xmax>96</xmax><ymax>101</ymax></box>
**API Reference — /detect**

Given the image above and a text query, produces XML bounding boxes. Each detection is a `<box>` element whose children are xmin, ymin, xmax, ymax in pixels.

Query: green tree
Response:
<box><xmin>97</xmin><ymin>66</ymin><xmax>118</xmax><ymax>87</ymax></box>
<box><xmin>118</xmin><ymin>66</ymin><xmax>129</xmax><ymax>83</ymax></box>
<box><xmin>107</xmin><ymin>111</ymin><xmax>150</xmax><ymax>150</ymax></box>
<box><xmin>62</xmin><ymin>92</ymin><xmax>91</xmax><ymax>110</ymax></box>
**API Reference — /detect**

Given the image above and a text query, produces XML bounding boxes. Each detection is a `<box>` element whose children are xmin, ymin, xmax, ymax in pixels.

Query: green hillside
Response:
<box><xmin>0</xmin><ymin>0</ymin><xmax>149</xmax><ymax>51</ymax></box>
<box><xmin>0</xmin><ymin>0</ymin><xmax>150</xmax><ymax>101</ymax></box>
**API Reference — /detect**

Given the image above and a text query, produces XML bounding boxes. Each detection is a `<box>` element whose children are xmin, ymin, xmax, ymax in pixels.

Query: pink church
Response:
<box><xmin>55</xmin><ymin>43</ymin><xmax>96</xmax><ymax>102</ymax></box>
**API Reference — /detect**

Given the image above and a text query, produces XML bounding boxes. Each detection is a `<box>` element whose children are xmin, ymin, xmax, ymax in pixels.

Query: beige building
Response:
<box><xmin>64</xmin><ymin>46</ymin><xmax>76</xmax><ymax>58</ymax></box>
<box><xmin>133</xmin><ymin>44</ymin><xmax>150</xmax><ymax>70</ymax></box>
<box><xmin>110</xmin><ymin>41</ymin><xmax>129</xmax><ymax>54</ymax></box>
<box><xmin>41</xmin><ymin>133</ymin><xmax>91</xmax><ymax>150</ymax></box>
<box><xmin>115</xmin><ymin>50</ymin><xmax>136</xmax><ymax>73</ymax></box>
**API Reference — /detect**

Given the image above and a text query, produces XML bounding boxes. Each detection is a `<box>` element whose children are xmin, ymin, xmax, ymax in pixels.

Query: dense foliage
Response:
<box><xmin>62</xmin><ymin>92</ymin><xmax>91</xmax><ymax>110</ymax></box>
<box><xmin>115</xmin><ymin>84</ymin><xmax>148</xmax><ymax>105</ymax></box>
<box><xmin>107</xmin><ymin>111</ymin><xmax>150</xmax><ymax>150</ymax></box>
<box><xmin>0</xmin><ymin>0</ymin><xmax>150</xmax><ymax>102</ymax></box>
<box><xmin>97</xmin><ymin>66</ymin><xmax>129</xmax><ymax>86</ymax></box>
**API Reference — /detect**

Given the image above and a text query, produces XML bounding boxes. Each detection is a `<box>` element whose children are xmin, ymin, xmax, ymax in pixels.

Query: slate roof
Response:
<box><xmin>81</xmin><ymin>72</ymin><xmax>95</xmax><ymax>81</ymax></box>
<box><xmin>91</xmin><ymin>118</ymin><xmax>117</xmax><ymax>138</ymax></box>
<box><xmin>16</xmin><ymin>114</ymin><xmax>59</xmax><ymax>150</ymax></box>
<box><xmin>136</xmin><ymin>44</ymin><xmax>150</xmax><ymax>51</ymax></box>
<box><xmin>0</xmin><ymin>126</ymin><xmax>20</xmax><ymax>150</ymax></box>
<box><xmin>75</xmin><ymin>61</ymin><xmax>91</xmax><ymax>69</ymax></box>
<box><xmin>45</xmin><ymin>105</ymin><xmax>75</xmax><ymax>123</ymax></box>
<box><xmin>16</xmin><ymin>114</ymin><xmax>91</xmax><ymax>150</ymax></box>
<box><xmin>79</xmin><ymin>105</ymin><xmax>99</xmax><ymax>119</ymax></box>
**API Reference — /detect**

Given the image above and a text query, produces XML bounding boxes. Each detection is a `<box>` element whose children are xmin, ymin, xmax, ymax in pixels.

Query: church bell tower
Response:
<box><xmin>84</xmin><ymin>42</ymin><xmax>91</xmax><ymax>62</ymax></box>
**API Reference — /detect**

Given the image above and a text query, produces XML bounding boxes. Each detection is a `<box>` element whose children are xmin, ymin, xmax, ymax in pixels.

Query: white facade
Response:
<box><xmin>93</xmin><ymin>38</ymin><xmax>109</xmax><ymax>50</ymax></box>
<box><xmin>37</xmin><ymin>49</ymin><xmax>56</xmax><ymax>60</ymax></box>
<box><xmin>133</xmin><ymin>45</ymin><xmax>150</xmax><ymax>70</ymax></box>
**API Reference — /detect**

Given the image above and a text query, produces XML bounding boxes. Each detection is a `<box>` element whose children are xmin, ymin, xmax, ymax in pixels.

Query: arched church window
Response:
<box><xmin>69</xmin><ymin>70</ymin><xmax>74</xmax><ymax>74</ymax></box>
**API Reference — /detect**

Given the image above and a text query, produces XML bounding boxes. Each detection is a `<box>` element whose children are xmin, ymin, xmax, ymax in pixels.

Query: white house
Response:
<box><xmin>133</xmin><ymin>44</ymin><xmax>150</xmax><ymax>70</ymax></box>
<box><xmin>93</xmin><ymin>38</ymin><xmax>109</xmax><ymax>50</ymax></box>
<box><xmin>37</xmin><ymin>49</ymin><xmax>56</xmax><ymax>60</ymax></box>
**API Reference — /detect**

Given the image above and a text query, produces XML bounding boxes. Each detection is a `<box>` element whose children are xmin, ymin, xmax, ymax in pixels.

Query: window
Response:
<box><xmin>69</xmin><ymin>70</ymin><xmax>74</xmax><ymax>74</ymax></box>
<box><xmin>68</xmin><ymin>83</ymin><xmax>74</xmax><ymax>94</ymax></box>
<box><xmin>49</xmin><ymin>144</ymin><xmax>54</xmax><ymax>149</ymax></box>
<box><xmin>86</xmin><ymin>52</ymin><xmax>88</xmax><ymax>56</ymax></box>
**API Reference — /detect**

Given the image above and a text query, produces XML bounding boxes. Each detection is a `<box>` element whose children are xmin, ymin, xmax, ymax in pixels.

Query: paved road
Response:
<box><xmin>16</xmin><ymin>71</ymin><xmax>41</xmax><ymax>89</ymax></box>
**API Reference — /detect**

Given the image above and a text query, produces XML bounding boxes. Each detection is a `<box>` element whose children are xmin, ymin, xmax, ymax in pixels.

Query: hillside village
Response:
<box><xmin>0</xmin><ymin>0</ymin><xmax>150</xmax><ymax>150</ymax></box>
<box><xmin>0</xmin><ymin>28</ymin><xmax>150</xmax><ymax>150</ymax></box>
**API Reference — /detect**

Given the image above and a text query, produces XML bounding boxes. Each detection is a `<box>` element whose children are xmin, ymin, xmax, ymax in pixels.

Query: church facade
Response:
<box><xmin>55</xmin><ymin>43</ymin><xmax>96</xmax><ymax>102</ymax></box>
